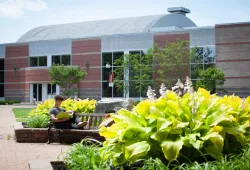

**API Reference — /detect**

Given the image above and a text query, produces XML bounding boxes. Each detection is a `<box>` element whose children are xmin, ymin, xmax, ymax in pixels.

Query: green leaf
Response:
<box><xmin>182</xmin><ymin>133</ymin><xmax>203</xmax><ymax>149</ymax></box>
<box><xmin>147</xmin><ymin>106</ymin><xmax>164</xmax><ymax>119</ymax></box>
<box><xmin>157</xmin><ymin>118</ymin><xmax>172</xmax><ymax>131</ymax></box>
<box><xmin>204</xmin><ymin>135</ymin><xmax>224</xmax><ymax>159</ymax></box>
<box><xmin>121</xmin><ymin>126</ymin><xmax>152</xmax><ymax>141</ymax></box>
<box><xmin>161</xmin><ymin>139</ymin><xmax>184</xmax><ymax>161</ymax></box>
<box><xmin>125</xmin><ymin>141</ymin><xmax>150</xmax><ymax>162</ymax></box>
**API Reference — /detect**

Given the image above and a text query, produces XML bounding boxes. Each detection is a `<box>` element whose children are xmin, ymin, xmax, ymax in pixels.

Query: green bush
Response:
<box><xmin>64</xmin><ymin>141</ymin><xmax>110</xmax><ymax>170</ymax></box>
<box><xmin>11</xmin><ymin>100</ymin><xmax>20</xmax><ymax>104</ymax></box>
<box><xmin>99</xmin><ymin>88</ymin><xmax>250</xmax><ymax>166</ymax></box>
<box><xmin>26</xmin><ymin>114</ymin><xmax>50</xmax><ymax>128</ymax></box>
<box><xmin>0</xmin><ymin>100</ymin><xmax>20</xmax><ymax>105</ymax></box>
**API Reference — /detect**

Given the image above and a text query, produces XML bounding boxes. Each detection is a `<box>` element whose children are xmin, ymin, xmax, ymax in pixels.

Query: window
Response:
<box><xmin>52</xmin><ymin>54</ymin><xmax>71</xmax><ymax>65</ymax></box>
<box><xmin>190</xmin><ymin>46</ymin><xmax>216</xmax><ymax>80</ymax></box>
<box><xmin>29</xmin><ymin>56</ymin><xmax>47</xmax><ymax>67</ymax></box>
<box><xmin>102</xmin><ymin>52</ymin><xmax>124</xmax><ymax>98</ymax></box>
<box><xmin>128</xmin><ymin>50</ymin><xmax>153</xmax><ymax>98</ymax></box>
<box><xmin>47</xmin><ymin>84</ymin><xmax>56</xmax><ymax>95</ymax></box>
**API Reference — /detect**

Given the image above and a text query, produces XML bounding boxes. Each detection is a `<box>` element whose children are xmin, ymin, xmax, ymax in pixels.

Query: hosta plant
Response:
<box><xmin>28</xmin><ymin>98</ymin><xmax>97</xmax><ymax>118</ymax></box>
<box><xmin>99</xmin><ymin>88</ymin><xmax>250</xmax><ymax>166</ymax></box>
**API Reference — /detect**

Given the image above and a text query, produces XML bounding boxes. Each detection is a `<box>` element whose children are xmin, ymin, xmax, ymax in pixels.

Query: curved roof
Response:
<box><xmin>17</xmin><ymin>13</ymin><xmax>196</xmax><ymax>43</ymax></box>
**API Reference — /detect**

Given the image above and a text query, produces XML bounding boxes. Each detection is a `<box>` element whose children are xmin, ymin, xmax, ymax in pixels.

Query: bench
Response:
<box><xmin>47</xmin><ymin>113</ymin><xmax>108</xmax><ymax>144</ymax></box>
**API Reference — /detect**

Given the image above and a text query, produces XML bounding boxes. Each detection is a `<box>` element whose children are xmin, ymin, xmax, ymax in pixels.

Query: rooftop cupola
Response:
<box><xmin>167</xmin><ymin>7</ymin><xmax>191</xmax><ymax>16</ymax></box>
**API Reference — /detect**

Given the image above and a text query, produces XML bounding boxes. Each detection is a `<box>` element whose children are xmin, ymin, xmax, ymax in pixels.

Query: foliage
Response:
<box><xmin>195</xmin><ymin>67</ymin><xmax>225</xmax><ymax>93</ymax></box>
<box><xmin>28</xmin><ymin>98</ymin><xmax>96</xmax><ymax>118</ymax></box>
<box><xmin>62</xmin><ymin>98</ymin><xmax>97</xmax><ymax>114</ymax></box>
<box><xmin>64</xmin><ymin>143</ymin><xmax>250</xmax><ymax>170</ymax></box>
<box><xmin>26</xmin><ymin>114</ymin><xmax>50</xmax><ymax>128</ymax></box>
<box><xmin>48</xmin><ymin>64</ymin><xmax>87</xmax><ymax>97</ymax></box>
<box><xmin>113</xmin><ymin>52</ymin><xmax>153</xmax><ymax>97</ymax></box>
<box><xmin>28</xmin><ymin>99</ymin><xmax>55</xmax><ymax>117</ymax></box>
<box><xmin>99</xmin><ymin>88</ymin><xmax>250</xmax><ymax>166</ymax></box>
<box><xmin>0</xmin><ymin>100</ymin><xmax>20</xmax><ymax>105</ymax></box>
<box><xmin>153</xmin><ymin>39</ymin><xmax>190</xmax><ymax>88</ymax></box>
<box><xmin>64</xmin><ymin>140</ymin><xmax>110</xmax><ymax>170</ymax></box>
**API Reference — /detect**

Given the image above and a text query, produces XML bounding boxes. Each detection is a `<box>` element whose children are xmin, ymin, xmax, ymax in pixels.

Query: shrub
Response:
<box><xmin>64</xmin><ymin>141</ymin><xmax>110</xmax><ymax>170</ymax></box>
<box><xmin>11</xmin><ymin>100</ymin><xmax>20</xmax><ymax>104</ymax></box>
<box><xmin>99</xmin><ymin>88</ymin><xmax>250</xmax><ymax>166</ymax></box>
<box><xmin>26</xmin><ymin>114</ymin><xmax>50</xmax><ymax>128</ymax></box>
<box><xmin>0</xmin><ymin>100</ymin><xmax>20</xmax><ymax>105</ymax></box>
<box><xmin>28</xmin><ymin>98</ymin><xmax>96</xmax><ymax>117</ymax></box>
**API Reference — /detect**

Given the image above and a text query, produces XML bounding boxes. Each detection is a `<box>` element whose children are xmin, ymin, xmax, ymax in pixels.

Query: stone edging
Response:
<box><xmin>29</xmin><ymin>159</ymin><xmax>54</xmax><ymax>170</ymax></box>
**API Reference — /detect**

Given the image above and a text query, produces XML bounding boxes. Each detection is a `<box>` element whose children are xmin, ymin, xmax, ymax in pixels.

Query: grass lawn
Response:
<box><xmin>12</xmin><ymin>108</ymin><xmax>34</xmax><ymax>122</ymax></box>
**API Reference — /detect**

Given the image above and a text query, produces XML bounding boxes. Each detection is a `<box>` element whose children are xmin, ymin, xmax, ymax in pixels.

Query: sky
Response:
<box><xmin>0</xmin><ymin>0</ymin><xmax>250</xmax><ymax>44</ymax></box>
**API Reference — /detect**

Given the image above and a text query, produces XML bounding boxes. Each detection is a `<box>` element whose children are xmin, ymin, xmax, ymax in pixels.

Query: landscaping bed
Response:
<box><xmin>14</xmin><ymin>122</ymin><xmax>104</xmax><ymax>144</ymax></box>
<box><xmin>14</xmin><ymin>122</ymin><xmax>48</xmax><ymax>143</ymax></box>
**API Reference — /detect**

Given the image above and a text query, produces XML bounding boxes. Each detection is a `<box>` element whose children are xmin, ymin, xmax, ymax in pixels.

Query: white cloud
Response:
<box><xmin>0</xmin><ymin>0</ymin><xmax>47</xmax><ymax>17</ymax></box>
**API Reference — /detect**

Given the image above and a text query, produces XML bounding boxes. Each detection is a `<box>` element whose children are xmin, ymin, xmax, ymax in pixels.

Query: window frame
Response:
<box><xmin>29</xmin><ymin>56</ymin><xmax>47</xmax><ymax>67</ymax></box>
<box><xmin>51</xmin><ymin>54</ymin><xmax>71</xmax><ymax>66</ymax></box>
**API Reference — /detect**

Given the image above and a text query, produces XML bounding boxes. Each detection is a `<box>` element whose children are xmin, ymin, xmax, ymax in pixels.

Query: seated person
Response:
<box><xmin>49</xmin><ymin>95</ymin><xmax>90</xmax><ymax>129</ymax></box>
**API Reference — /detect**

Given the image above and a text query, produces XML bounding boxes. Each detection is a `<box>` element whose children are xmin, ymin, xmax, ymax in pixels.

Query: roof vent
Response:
<box><xmin>167</xmin><ymin>7</ymin><xmax>190</xmax><ymax>16</ymax></box>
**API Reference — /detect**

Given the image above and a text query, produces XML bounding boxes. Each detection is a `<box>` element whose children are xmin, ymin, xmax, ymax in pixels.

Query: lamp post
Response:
<box><xmin>85</xmin><ymin>60</ymin><xmax>90</xmax><ymax>72</ymax></box>
<box><xmin>13</xmin><ymin>65</ymin><xmax>17</xmax><ymax>76</ymax></box>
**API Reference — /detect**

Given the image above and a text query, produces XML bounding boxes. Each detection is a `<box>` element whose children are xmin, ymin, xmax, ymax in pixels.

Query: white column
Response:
<box><xmin>124</xmin><ymin>50</ymin><xmax>130</xmax><ymax>98</ymax></box>
<box><xmin>29</xmin><ymin>84</ymin><xmax>33</xmax><ymax>103</ymax></box>
<box><xmin>42</xmin><ymin>84</ymin><xmax>47</xmax><ymax>101</ymax></box>
<box><xmin>56</xmin><ymin>85</ymin><xmax>60</xmax><ymax>95</ymax></box>
<box><xmin>47</xmin><ymin>54</ymin><xmax>52</xmax><ymax>67</ymax></box>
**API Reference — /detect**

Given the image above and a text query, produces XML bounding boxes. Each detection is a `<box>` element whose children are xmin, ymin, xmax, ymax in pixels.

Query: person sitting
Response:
<box><xmin>49</xmin><ymin>95</ymin><xmax>90</xmax><ymax>129</ymax></box>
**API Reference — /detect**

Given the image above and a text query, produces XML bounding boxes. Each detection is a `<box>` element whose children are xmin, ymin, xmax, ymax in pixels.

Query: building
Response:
<box><xmin>0</xmin><ymin>7</ymin><xmax>250</xmax><ymax>102</ymax></box>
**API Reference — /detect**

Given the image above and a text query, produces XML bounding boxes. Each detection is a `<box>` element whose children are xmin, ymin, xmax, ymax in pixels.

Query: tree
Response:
<box><xmin>113</xmin><ymin>52</ymin><xmax>153</xmax><ymax>98</ymax></box>
<box><xmin>195</xmin><ymin>67</ymin><xmax>225</xmax><ymax>93</ymax></box>
<box><xmin>48</xmin><ymin>64</ymin><xmax>87</xmax><ymax>97</ymax></box>
<box><xmin>153</xmin><ymin>39</ymin><xmax>191</xmax><ymax>89</ymax></box>
<box><xmin>113</xmin><ymin>40</ymin><xmax>195</xmax><ymax>98</ymax></box>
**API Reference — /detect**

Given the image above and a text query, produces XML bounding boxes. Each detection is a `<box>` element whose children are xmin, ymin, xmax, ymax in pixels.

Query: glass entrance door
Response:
<box><xmin>33</xmin><ymin>84</ymin><xmax>42</xmax><ymax>101</ymax></box>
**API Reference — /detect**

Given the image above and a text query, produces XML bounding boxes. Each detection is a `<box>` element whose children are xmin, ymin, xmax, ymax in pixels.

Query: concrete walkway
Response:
<box><xmin>0</xmin><ymin>105</ymin><xmax>70</xmax><ymax>170</ymax></box>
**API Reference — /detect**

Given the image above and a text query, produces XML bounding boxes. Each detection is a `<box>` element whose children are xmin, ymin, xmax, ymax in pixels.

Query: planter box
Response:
<box><xmin>14</xmin><ymin>122</ymin><xmax>48</xmax><ymax>143</ymax></box>
<box><xmin>14</xmin><ymin>122</ymin><xmax>105</xmax><ymax>144</ymax></box>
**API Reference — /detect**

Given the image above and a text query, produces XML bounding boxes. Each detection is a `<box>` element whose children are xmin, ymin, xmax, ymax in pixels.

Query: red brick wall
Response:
<box><xmin>216</xmin><ymin>23</ymin><xmax>250</xmax><ymax>96</ymax></box>
<box><xmin>71</xmin><ymin>39</ymin><xmax>101</xmax><ymax>99</ymax></box>
<box><xmin>153</xmin><ymin>33</ymin><xmax>190</xmax><ymax>85</ymax></box>
<box><xmin>5</xmin><ymin>45</ymin><xmax>30</xmax><ymax>101</ymax></box>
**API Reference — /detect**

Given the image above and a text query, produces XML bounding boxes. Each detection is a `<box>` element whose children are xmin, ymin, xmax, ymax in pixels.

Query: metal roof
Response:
<box><xmin>17</xmin><ymin>13</ymin><xmax>196</xmax><ymax>43</ymax></box>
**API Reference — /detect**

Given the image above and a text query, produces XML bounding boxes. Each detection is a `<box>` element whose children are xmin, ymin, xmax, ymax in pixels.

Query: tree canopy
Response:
<box><xmin>48</xmin><ymin>65</ymin><xmax>87</xmax><ymax>97</ymax></box>
<box><xmin>195</xmin><ymin>67</ymin><xmax>225</xmax><ymax>93</ymax></box>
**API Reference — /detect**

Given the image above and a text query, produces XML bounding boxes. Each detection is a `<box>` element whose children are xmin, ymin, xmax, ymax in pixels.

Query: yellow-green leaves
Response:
<box><xmin>99</xmin><ymin>88</ymin><xmax>250</xmax><ymax>165</ymax></box>
<box><xmin>161</xmin><ymin>139</ymin><xmax>184</xmax><ymax>162</ymax></box>
<box><xmin>28</xmin><ymin>98</ymin><xmax>97</xmax><ymax>118</ymax></box>
<box><xmin>125</xmin><ymin>141</ymin><xmax>150</xmax><ymax>163</ymax></box>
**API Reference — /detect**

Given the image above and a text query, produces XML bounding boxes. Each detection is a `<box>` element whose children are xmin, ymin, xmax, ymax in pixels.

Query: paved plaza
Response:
<box><xmin>0</xmin><ymin>105</ymin><xmax>70</xmax><ymax>170</ymax></box>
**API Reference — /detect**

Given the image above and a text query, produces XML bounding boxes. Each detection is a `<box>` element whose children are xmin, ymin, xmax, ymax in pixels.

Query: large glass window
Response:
<box><xmin>52</xmin><ymin>54</ymin><xmax>71</xmax><ymax>65</ymax></box>
<box><xmin>101</xmin><ymin>50</ymin><xmax>153</xmax><ymax>98</ymax></box>
<box><xmin>128</xmin><ymin>50</ymin><xmax>153</xmax><ymax>98</ymax></box>
<box><xmin>29</xmin><ymin>56</ymin><xmax>47</xmax><ymax>67</ymax></box>
<box><xmin>190</xmin><ymin>46</ymin><xmax>216</xmax><ymax>80</ymax></box>
<box><xmin>102</xmin><ymin>52</ymin><xmax>124</xmax><ymax>98</ymax></box>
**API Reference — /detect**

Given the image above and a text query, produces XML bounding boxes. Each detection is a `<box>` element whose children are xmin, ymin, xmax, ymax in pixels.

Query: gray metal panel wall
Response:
<box><xmin>0</xmin><ymin>44</ymin><xmax>5</xmax><ymax>58</ymax></box>
<box><xmin>29</xmin><ymin>39</ymin><xmax>72</xmax><ymax>56</ymax></box>
<box><xmin>190</xmin><ymin>28</ymin><xmax>215</xmax><ymax>46</ymax></box>
<box><xmin>101</xmin><ymin>33</ymin><xmax>154</xmax><ymax>51</ymax></box>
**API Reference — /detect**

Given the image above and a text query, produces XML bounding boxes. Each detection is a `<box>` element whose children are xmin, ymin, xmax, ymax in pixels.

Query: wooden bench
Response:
<box><xmin>47</xmin><ymin>113</ymin><xmax>108</xmax><ymax>144</ymax></box>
